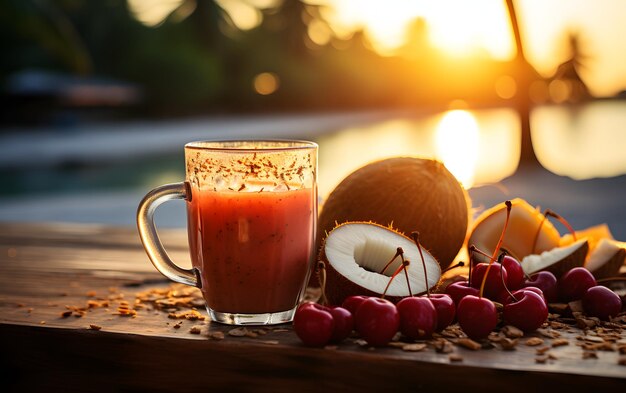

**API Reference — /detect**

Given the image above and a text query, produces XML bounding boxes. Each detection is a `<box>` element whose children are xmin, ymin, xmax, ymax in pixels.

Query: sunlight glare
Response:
<box><xmin>215</xmin><ymin>0</ymin><xmax>263</xmax><ymax>30</ymax></box>
<box><xmin>127</xmin><ymin>0</ymin><xmax>186</xmax><ymax>27</ymax></box>
<box><xmin>435</xmin><ymin>110</ymin><xmax>479</xmax><ymax>188</ymax></box>
<box><xmin>309</xmin><ymin>0</ymin><xmax>514</xmax><ymax>59</ymax></box>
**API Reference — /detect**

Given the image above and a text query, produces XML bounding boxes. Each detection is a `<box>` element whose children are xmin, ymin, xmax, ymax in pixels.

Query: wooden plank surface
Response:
<box><xmin>1</xmin><ymin>222</ymin><xmax>625</xmax><ymax>392</ymax></box>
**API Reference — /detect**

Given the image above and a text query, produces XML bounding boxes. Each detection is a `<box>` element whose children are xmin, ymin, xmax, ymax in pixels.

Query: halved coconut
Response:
<box><xmin>319</xmin><ymin>222</ymin><xmax>441</xmax><ymax>305</ymax></box>
<box><xmin>521</xmin><ymin>238</ymin><xmax>589</xmax><ymax>278</ymax></box>
<box><xmin>584</xmin><ymin>238</ymin><xmax>626</xmax><ymax>279</ymax></box>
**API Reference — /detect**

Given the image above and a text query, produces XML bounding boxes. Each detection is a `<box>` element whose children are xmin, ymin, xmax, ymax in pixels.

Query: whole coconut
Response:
<box><xmin>317</xmin><ymin>157</ymin><xmax>470</xmax><ymax>269</ymax></box>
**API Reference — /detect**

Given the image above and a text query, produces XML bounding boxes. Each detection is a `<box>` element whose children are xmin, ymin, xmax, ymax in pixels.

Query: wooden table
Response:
<box><xmin>1</xmin><ymin>223</ymin><xmax>624</xmax><ymax>392</ymax></box>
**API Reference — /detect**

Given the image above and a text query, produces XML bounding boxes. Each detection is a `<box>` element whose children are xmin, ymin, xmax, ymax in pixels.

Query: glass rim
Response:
<box><xmin>185</xmin><ymin>139</ymin><xmax>317</xmax><ymax>152</ymax></box>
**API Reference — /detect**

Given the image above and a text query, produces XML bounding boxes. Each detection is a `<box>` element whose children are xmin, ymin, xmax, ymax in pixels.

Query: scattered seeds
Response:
<box><xmin>228</xmin><ymin>327</ymin><xmax>249</xmax><ymax>337</ymax></box>
<box><xmin>525</xmin><ymin>337</ymin><xmax>544</xmax><ymax>346</ymax></box>
<box><xmin>455</xmin><ymin>338</ymin><xmax>481</xmax><ymax>351</ymax></box>
<box><xmin>402</xmin><ymin>343</ymin><xmax>427</xmax><ymax>352</ymax></box>
<box><xmin>551</xmin><ymin>338</ymin><xmax>569</xmax><ymax>348</ymax></box>
<box><xmin>499</xmin><ymin>338</ymin><xmax>518</xmax><ymax>351</ymax></box>
<box><xmin>88</xmin><ymin>324</ymin><xmax>102</xmax><ymax>331</ymax></box>
<box><xmin>208</xmin><ymin>331</ymin><xmax>225</xmax><ymax>340</ymax></box>
<box><xmin>448</xmin><ymin>354</ymin><xmax>463</xmax><ymax>362</ymax></box>
<box><xmin>501</xmin><ymin>325</ymin><xmax>524</xmax><ymax>339</ymax></box>
<box><xmin>189</xmin><ymin>326</ymin><xmax>202</xmax><ymax>335</ymax></box>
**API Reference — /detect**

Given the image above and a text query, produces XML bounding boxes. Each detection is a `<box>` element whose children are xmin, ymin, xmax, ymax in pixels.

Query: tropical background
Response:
<box><xmin>1</xmin><ymin>0</ymin><xmax>625</xmax><ymax>238</ymax></box>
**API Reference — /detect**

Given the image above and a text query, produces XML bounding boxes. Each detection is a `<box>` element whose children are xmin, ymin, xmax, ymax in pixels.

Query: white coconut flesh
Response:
<box><xmin>521</xmin><ymin>238</ymin><xmax>587</xmax><ymax>275</ymax></box>
<box><xmin>585</xmin><ymin>238</ymin><xmax>625</xmax><ymax>272</ymax></box>
<box><xmin>324</xmin><ymin>223</ymin><xmax>440</xmax><ymax>297</ymax></box>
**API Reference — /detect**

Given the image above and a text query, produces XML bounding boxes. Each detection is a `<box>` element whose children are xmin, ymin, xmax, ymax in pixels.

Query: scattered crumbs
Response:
<box><xmin>208</xmin><ymin>331</ymin><xmax>225</xmax><ymax>340</ymax></box>
<box><xmin>402</xmin><ymin>343</ymin><xmax>427</xmax><ymax>352</ymax></box>
<box><xmin>501</xmin><ymin>325</ymin><xmax>524</xmax><ymax>339</ymax></box>
<box><xmin>272</xmin><ymin>328</ymin><xmax>290</xmax><ymax>333</ymax></box>
<box><xmin>551</xmin><ymin>338</ymin><xmax>569</xmax><ymax>347</ymax></box>
<box><xmin>535</xmin><ymin>346</ymin><xmax>550</xmax><ymax>355</ymax></box>
<box><xmin>17</xmin><ymin>303</ymin><xmax>25</xmax><ymax>308</ymax></box>
<box><xmin>433</xmin><ymin>339</ymin><xmax>454</xmax><ymax>354</ymax></box>
<box><xmin>499</xmin><ymin>338</ymin><xmax>518</xmax><ymax>351</ymax></box>
<box><xmin>27</xmin><ymin>308</ymin><xmax>33</xmax><ymax>313</ymax></box>
<box><xmin>86</xmin><ymin>291</ymin><xmax>97</xmax><ymax>298</ymax></box>
<box><xmin>259</xmin><ymin>340</ymin><xmax>279</xmax><ymax>345</ymax></box>
<box><xmin>455</xmin><ymin>338</ymin><xmax>481</xmax><ymax>351</ymax></box>
<box><xmin>88</xmin><ymin>324</ymin><xmax>102</xmax><ymax>331</ymax></box>
<box><xmin>525</xmin><ymin>337</ymin><xmax>544</xmax><ymax>347</ymax></box>
<box><xmin>582</xmin><ymin>351</ymin><xmax>598</xmax><ymax>359</ymax></box>
<box><xmin>173</xmin><ymin>321</ymin><xmax>183</xmax><ymax>329</ymax></box>
<box><xmin>324</xmin><ymin>345</ymin><xmax>338</xmax><ymax>350</ymax></box>
<box><xmin>61</xmin><ymin>310</ymin><xmax>73</xmax><ymax>318</ymax></box>
<box><xmin>189</xmin><ymin>326</ymin><xmax>202</xmax><ymax>335</ymax></box>
<box><xmin>60</xmin><ymin>292</ymin><xmax>68</xmax><ymax>297</ymax></box>
<box><xmin>535</xmin><ymin>355</ymin><xmax>548</xmax><ymax>364</ymax></box>
<box><xmin>228</xmin><ymin>327</ymin><xmax>249</xmax><ymax>337</ymax></box>
<box><xmin>448</xmin><ymin>354</ymin><xmax>463</xmax><ymax>362</ymax></box>
<box><xmin>354</xmin><ymin>339</ymin><xmax>368</xmax><ymax>347</ymax></box>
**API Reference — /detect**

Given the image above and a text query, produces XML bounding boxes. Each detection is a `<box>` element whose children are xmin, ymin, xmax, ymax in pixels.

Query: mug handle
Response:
<box><xmin>137</xmin><ymin>182</ymin><xmax>199</xmax><ymax>287</ymax></box>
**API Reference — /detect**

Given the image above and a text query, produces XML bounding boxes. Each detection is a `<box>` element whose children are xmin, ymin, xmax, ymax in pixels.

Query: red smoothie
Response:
<box><xmin>187</xmin><ymin>187</ymin><xmax>315</xmax><ymax>314</ymax></box>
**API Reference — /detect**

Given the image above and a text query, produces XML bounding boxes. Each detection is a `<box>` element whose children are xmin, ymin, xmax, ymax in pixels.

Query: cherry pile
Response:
<box><xmin>294</xmin><ymin>201</ymin><xmax>624</xmax><ymax>347</ymax></box>
<box><xmin>295</xmin><ymin>262</ymin><xmax>624</xmax><ymax>347</ymax></box>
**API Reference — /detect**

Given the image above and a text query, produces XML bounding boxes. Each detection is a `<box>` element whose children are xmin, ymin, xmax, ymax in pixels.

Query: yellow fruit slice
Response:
<box><xmin>559</xmin><ymin>223</ymin><xmax>614</xmax><ymax>251</ymax></box>
<box><xmin>468</xmin><ymin>198</ymin><xmax>561</xmax><ymax>262</ymax></box>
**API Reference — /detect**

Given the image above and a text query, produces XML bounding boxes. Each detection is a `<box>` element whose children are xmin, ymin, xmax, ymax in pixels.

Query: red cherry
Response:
<box><xmin>582</xmin><ymin>286</ymin><xmax>622</xmax><ymax>321</ymax></box>
<box><xmin>503</xmin><ymin>290</ymin><xmax>548</xmax><ymax>332</ymax></box>
<box><xmin>329</xmin><ymin>306</ymin><xmax>354</xmax><ymax>343</ymax></box>
<box><xmin>341</xmin><ymin>295</ymin><xmax>368</xmax><ymax>315</ymax></box>
<box><xmin>501</xmin><ymin>255</ymin><xmax>525</xmax><ymax>290</ymax></box>
<box><xmin>293</xmin><ymin>302</ymin><xmax>334</xmax><ymax>346</ymax></box>
<box><xmin>558</xmin><ymin>267</ymin><xmax>597</xmax><ymax>302</ymax></box>
<box><xmin>522</xmin><ymin>271</ymin><xmax>558</xmax><ymax>303</ymax></box>
<box><xmin>396</xmin><ymin>297</ymin><xmax>437</xmax><ymax>339</ymax></box>
<box><xmin>470</xmin><ymin>262</ymin><xmax>508</xmax><ymax>300</ymax></box>
<box><xmin>429</xmin><ymin>293</ymin><xmax>456</xmax><ymax>331</ymax></box>
<box><xmin>457</xmin><ymin>295</ymin><xmax>498</xmax><ymax>340</ymax></box>
<box><xmin>445</xmin><ymin>281</ymin><xmax>479</xmax><ymax>306</ymax></box>
<box><xmin>354</xmin><ymin>297</ymin><xmax>400</xmax><ymax>346</ymax></box>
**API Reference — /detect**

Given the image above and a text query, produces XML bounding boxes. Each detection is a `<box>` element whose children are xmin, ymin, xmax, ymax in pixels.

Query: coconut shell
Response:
<box><xmin>588</xmin><ymin>248</ymin><xmax>625</xmax><ymax>280</ymax></box>
<box><xmin>317</xmin><ymin>157</ymin><xmax>470</xmax><ymax>270</ymax></box>
<box><xmin>524</xmin><ymin>241</ymin><xmax>589</xmax><ymax>279</ymax></box>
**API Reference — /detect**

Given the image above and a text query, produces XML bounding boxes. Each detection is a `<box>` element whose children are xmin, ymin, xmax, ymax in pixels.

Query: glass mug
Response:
<box><xmin>137</xmin><ymin>140</ymin><xmax>318</xmax><ymax>325</ymax></box>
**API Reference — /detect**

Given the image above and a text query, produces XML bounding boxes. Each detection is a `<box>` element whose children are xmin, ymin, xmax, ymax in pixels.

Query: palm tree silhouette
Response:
<box><xmin>505</xmin><ymin>0</ymin><xmax>542</xmax><ymax>171</ymax></box>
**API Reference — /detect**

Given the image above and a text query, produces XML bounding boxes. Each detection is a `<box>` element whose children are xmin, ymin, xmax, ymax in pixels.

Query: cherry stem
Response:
<box><xmin>479</xmin><ymin>200</ymin><xmax>512</xmax><ymax>298</ymax></box>
<box><xmin>411</xmin><ymin>232</ymin><xmax>431</xmax><ymax>298</ymax></box>
<box><xmin>498</xmin><ymin>252</ymin><xmax>518</xmax><ymax>303</ymax></box>
<box><xmin>442</xmin><ymin>261</ymin><xmax>465</xmax><ymax>274</ymax></box>
<box><xmin>400</xmin><ymin>253</ymin><xmax>413</xmax><ymax>296</ymax></box>
<box><xmin>380</xmin><ymin>247</ymin><xmax>404</xmax><ymax>275</ymax></box>
<box><xmin>381</xmin><ymin>259</ymin><xmax>410</xmax><ymax>299</ymax></box>
<box><xmin>468</xmin><ymin>245</ymin><xmax>475</xmax><ymax>285</ymax></box>
<box><xmin>470</xmin><ymin>245</ymin><xmax>500</xmax><ymax>263</ymax></box>
<box><xmin>317</xmin><ymin>261</ymin><xmax>328</xmax><ymax>306</ymax></box>
<box><xmin>531</xmin><ymin>209</ymin><xmax>577</xmax><ymax>254</ymax></box>
<box><xmin>545</xmin><ymin>209</ymin><xmax>577</xmax><ymax>241</ymax></box>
